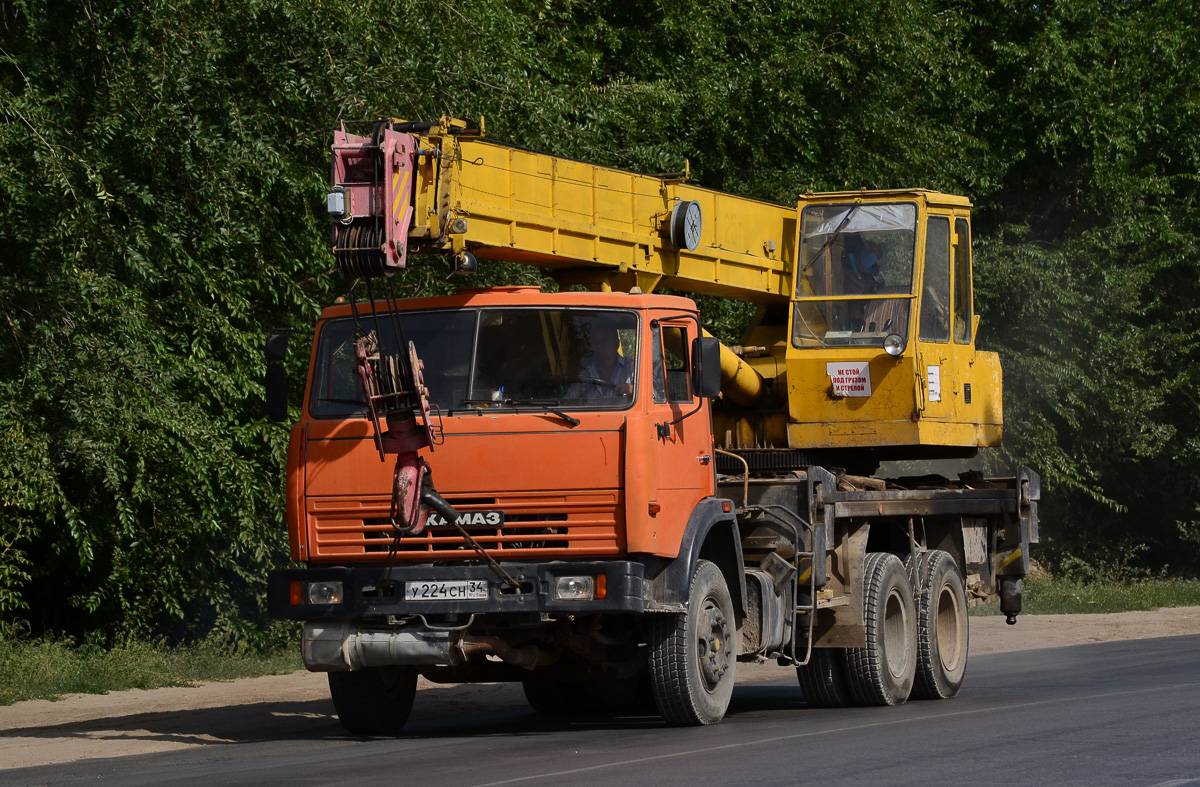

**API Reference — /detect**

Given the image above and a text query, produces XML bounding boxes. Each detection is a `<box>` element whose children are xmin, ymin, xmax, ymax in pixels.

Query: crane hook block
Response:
<box><xmin>329</xmin><ymin>125</ymin><xmax>418</xmax><ymax>278</ymax></box>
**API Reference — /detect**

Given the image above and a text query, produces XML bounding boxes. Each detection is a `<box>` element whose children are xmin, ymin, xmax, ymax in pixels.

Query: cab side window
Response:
<box><xmin>919</xmin><ymin>216</ymin><xmax>951</xmax><ymax>342</ymax></box>
<box><xmin>954</xmin><ymin>218</ymin><xmax>973</xmax><ymax>344</ymax></box>
<box><xmin>652</xmin><ymin>325</ymin><xmax>691</xmax><ymax>404</ymax></box>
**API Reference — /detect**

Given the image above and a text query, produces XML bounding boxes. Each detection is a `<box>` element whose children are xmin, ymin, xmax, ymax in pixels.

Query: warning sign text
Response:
<box><xmin>826</xmin><ymin>361</ymin><xmax>873</xmax><ymax>397</ymax></box>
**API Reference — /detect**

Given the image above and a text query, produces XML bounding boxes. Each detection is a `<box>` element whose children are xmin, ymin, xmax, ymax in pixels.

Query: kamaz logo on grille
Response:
<box><xmin>426</xmin><ymin>510</ymin><xmax>505</xmax><ymax>528</ymax></box>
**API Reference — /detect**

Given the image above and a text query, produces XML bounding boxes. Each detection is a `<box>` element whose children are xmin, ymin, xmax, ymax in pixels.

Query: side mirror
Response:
<box><xmin>266</xmin><ymin>331</ymin><xmax>289</xmax><ymax>423</ymax></box>
<box><xmin>691</xmin><ymin>336</ymin><xmax>722</xmax><ymax>399</ymax></box>
<box><xmin>266</xmin><ymin>331</ymin><xmax>289</xmax><ymax>363</ymax></box>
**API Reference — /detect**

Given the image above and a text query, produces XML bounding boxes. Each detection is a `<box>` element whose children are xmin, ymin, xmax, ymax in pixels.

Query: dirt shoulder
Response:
<box><xmin>3</xmin><ymin>606</ymin><xmax>1199</xmax><ymax>771</ymax></box>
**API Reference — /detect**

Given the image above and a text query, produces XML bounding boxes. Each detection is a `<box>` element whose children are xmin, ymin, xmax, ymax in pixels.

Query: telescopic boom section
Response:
<box><xmin>327</xmin><ymin>118</ymin><xmax>795</xmax><ymax>302</ymax></box>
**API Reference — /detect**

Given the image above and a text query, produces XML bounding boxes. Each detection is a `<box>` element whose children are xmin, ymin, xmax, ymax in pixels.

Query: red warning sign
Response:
<box><xmin>826</xmin><ymin>361</ymin><xmax>872</xmax><ymax>397</ymax></box>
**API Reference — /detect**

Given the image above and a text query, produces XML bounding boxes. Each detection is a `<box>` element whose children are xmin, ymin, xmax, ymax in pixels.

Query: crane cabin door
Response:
<box><xmin>650</xmin><ymin>319</ymin><xmax>715</xmax><ymax>524</ymax></box>
<box><xmin>916</xmin><ymin>212</ymin><xmax>974</xmax><ymax>424</ymax></box>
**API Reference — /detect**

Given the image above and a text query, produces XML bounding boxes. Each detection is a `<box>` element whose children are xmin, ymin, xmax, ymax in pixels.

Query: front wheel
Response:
<box><xmin>647</xmin><ymin>559</ymin><xmax>737</xmax><ymax>725</ymax></box>
<box><xmin>328</xmin><ymin>666</ymin><xmax>418</xmax><ymax>735</ymax></box>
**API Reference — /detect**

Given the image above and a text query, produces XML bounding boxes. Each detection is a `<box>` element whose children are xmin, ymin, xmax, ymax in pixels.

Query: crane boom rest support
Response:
<box><xmin>267</xmin><ymin>117</ymin><xmax>1039</xmax><ymax>733</ymax></box>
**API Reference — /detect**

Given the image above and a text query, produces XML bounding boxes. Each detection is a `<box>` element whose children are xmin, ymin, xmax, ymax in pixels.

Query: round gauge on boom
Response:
<box><xmin>670</xmin><ymin>199</ymin><xmax>703</xmax><ymax>252</ymax></box>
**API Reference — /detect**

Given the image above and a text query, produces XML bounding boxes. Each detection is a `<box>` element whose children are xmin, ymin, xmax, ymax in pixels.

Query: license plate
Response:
<box><xmin>405</xmin><ymin>579</ymin><xmax>489</xmax><ymax>601</ymax></box>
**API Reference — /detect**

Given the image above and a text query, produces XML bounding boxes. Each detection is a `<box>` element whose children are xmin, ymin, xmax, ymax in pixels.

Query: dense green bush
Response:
<box><xmin>1</xmin><ymin>0</ymin><xmax>1198</xmax><ymax>642</ymax></box>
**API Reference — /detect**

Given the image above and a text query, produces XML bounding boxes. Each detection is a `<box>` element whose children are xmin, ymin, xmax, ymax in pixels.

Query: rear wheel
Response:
<box><xmin>328</xmin><ymin>666</ymin><xmax>418</xmax><ymax>735</ymax></box>
<box><xmin>844</xmin><ymin>552</ymin><xmax>917</xmax><ymax>706</ymax></box>
<box><xmin>795</xmin><ymin>647</ymin><xmax>854</xmax><ymax>708</ymax></box>
<box><xmin>910</xmin><ymin>550</ymin><xmax>969</xmax><ymax>699</ymax></box>
<box><xmin>647</xmin><ymin>559</ymin><xmax>737</xmax><ymax>725</ymax></box>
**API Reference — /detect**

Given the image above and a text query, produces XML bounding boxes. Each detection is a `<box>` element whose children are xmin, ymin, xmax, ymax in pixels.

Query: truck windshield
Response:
<box><xmin>793</xmin><ymin>202</ymin><xmax>918</xmax><ymax>348</ymax></box>
<box><xmin>309</xmin><ymin>308</ymin><xmax>639</xmax><ymax>419</ymax></box>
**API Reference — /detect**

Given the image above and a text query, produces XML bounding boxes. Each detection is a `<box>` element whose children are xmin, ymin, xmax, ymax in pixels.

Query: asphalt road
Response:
<box><xmin>6</xmin><ymin>634</ymin><xmax>1199</xmax><ymax>786</ymax></box>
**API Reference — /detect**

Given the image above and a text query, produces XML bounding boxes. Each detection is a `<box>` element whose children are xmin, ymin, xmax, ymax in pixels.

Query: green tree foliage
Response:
<box><xmin>0</xmin><ymin>0</ymin><xmax>340</xmax><ymax>638</ymax></box>
<box><xmin>970</xmin><ymin>0</ymin><xmax>1200</xmax><ymax>571</ymax></box>
<box><xmin>1</xmin><ymin>0</ymin><xmax>1198</xmax><ymax>639</ymax></box>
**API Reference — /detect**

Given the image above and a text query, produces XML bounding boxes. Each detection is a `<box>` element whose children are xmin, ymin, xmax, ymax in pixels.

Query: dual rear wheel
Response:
<box><xmin>796</xmin><ymin>549</ymin><xmax>968</xmax><ymax>707</ymax></box>
<box><xmin>911</xmin><ymin>549</ymin><xmax>969</xmax><ymax>699</ymax></box>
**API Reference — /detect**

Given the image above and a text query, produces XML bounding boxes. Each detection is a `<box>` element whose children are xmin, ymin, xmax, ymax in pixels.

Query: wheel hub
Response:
<box><xmin>698</xmin><ymin>599</ymin><xmax>733</xmax><ymax>690</ymax></box>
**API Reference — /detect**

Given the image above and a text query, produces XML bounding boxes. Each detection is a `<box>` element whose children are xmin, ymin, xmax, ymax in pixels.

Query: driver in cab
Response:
<box><xmin>841</xmin><ymin>235</ymin><xmax>886</xmax><ymax>295</ymax></box>
<box><xmin>836</xmin><ymin>235</ymin><xmax>891</xmax><ymax>333</ymax></box>
<box><xmin>569</xmin><ymin>323</ymin><xmax>633</xmax><ymax>398</ymax></box>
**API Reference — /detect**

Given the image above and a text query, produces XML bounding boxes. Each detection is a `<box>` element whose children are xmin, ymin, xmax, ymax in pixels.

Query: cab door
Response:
<box><xmin>651</xmin><ymin>319</ymin><xmax>715</xmax><ymax>520</ymax></box>
<box><xmin>946</xmin><ymin>215</ymin><xmax>978</xmax><ymax>424</ymax></box>
<box><xmin>916</xmin><ymin>213</ymin><xmax>955</xmax><ymax>421</ymax></box>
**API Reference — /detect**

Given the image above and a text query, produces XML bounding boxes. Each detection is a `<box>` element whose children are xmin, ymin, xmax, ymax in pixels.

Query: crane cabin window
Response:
<box><xmin>792</xmin><ymin>202</ymin><xmax>918</xmax><ymax>349</ymax></box>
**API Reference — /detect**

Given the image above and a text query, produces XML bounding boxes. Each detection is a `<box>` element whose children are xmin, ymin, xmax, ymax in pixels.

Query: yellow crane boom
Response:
<box><xmin>398</xmin><ymin>122</ymin><xmax>795</xmax><ymax>301</ymax></box>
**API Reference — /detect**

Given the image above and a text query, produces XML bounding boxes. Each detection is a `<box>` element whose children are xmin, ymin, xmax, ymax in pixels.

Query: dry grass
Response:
<box><xmin>971</xmin><ymin>577</ymin><xmax>1200</xmax><ymax>616</ymax></box>
<box><xmin>0</xmin><ymin>633</ymin><xmax>301</xmax><ymax>706</ymax></box>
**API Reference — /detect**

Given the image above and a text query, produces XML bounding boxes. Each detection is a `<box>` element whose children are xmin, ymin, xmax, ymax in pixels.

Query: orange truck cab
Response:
<box><xmin>268</xmin><ymin>286</ymin><xmax>752</xmax><ymax>725</ymax></box>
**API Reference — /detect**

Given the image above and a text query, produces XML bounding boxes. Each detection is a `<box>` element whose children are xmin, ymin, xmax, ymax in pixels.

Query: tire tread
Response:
<box><xmin>647</xmin><ymin>559</ymin><xmax>736</xmax><ymax>726</ymax></box>
<box><xmin>910</xmin><ymin>549</ymin><xmax>969</xmax><ymax>700</ymax></box>
<box><xmin>843</xmin><ymin>552</ymin><xmax>916</xmax><ymax>706</ymax></box>
<box><xmin>796</xmin><ymin>647</ymin><xmax>853</xmax><ymax>708</ymax></box>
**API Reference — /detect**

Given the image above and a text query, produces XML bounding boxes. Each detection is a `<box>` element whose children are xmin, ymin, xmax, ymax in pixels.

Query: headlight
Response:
<box><xmin>883</xmin><ymin>333</ymin><xmax>907</xmax><ymax>357</ymax></box>
<box><xmin>305</xmin><ymin>581</ymin><xmax>344</xmax><ymax>605</ymax></box>
<box><xmin>553</xmin><ymin>576</ymin><xmax>595</xmax><ymax>601</ymax></box>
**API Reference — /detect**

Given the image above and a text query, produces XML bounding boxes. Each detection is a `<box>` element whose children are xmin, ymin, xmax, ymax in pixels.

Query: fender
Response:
<box><xmin>641</xmin><ymin>497</ymin><xmax>746</xmax><ymax>621</ymax></box>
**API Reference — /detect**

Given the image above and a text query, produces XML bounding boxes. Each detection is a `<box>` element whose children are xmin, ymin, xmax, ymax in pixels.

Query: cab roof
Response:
<box><xmin>318</xmin><ymin>286</ymin><xmax>699</xmax><ymax>321</ymax></box>
<box><xmin>798</xmin><ymin>189</ymin><xmax>972</xmax><ymax>210</ymax></box>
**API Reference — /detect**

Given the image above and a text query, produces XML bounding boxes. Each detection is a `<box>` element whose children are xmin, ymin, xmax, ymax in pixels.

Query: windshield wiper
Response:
<box><xmin>507</xmin><ymin>399</ymin><xmax>580</xmax><ymax>427</ymax></box>
<box><xmin>457</xmin><ymin>397</ymin><xmax>580</xmax><ymax>427</ymax></box>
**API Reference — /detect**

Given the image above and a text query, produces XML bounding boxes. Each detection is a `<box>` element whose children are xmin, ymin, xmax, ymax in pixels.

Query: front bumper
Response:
<box><xmin>268</xmin><ymin>560</ymin><xmax>645</xmax><ymax>620</ymax></box>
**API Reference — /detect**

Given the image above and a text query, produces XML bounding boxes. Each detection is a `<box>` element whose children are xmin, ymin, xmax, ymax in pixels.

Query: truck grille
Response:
<box><xmin>307</xmin><ymin>493</ymin><xmax>622</xmax><ymax>559</ymax></box>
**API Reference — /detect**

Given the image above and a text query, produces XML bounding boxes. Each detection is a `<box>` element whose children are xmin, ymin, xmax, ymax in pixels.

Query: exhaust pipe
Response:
<box><xmin>303</xmin><ymin>620</ymin><xmax>539</xmax><ymax>671</ymax></box>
